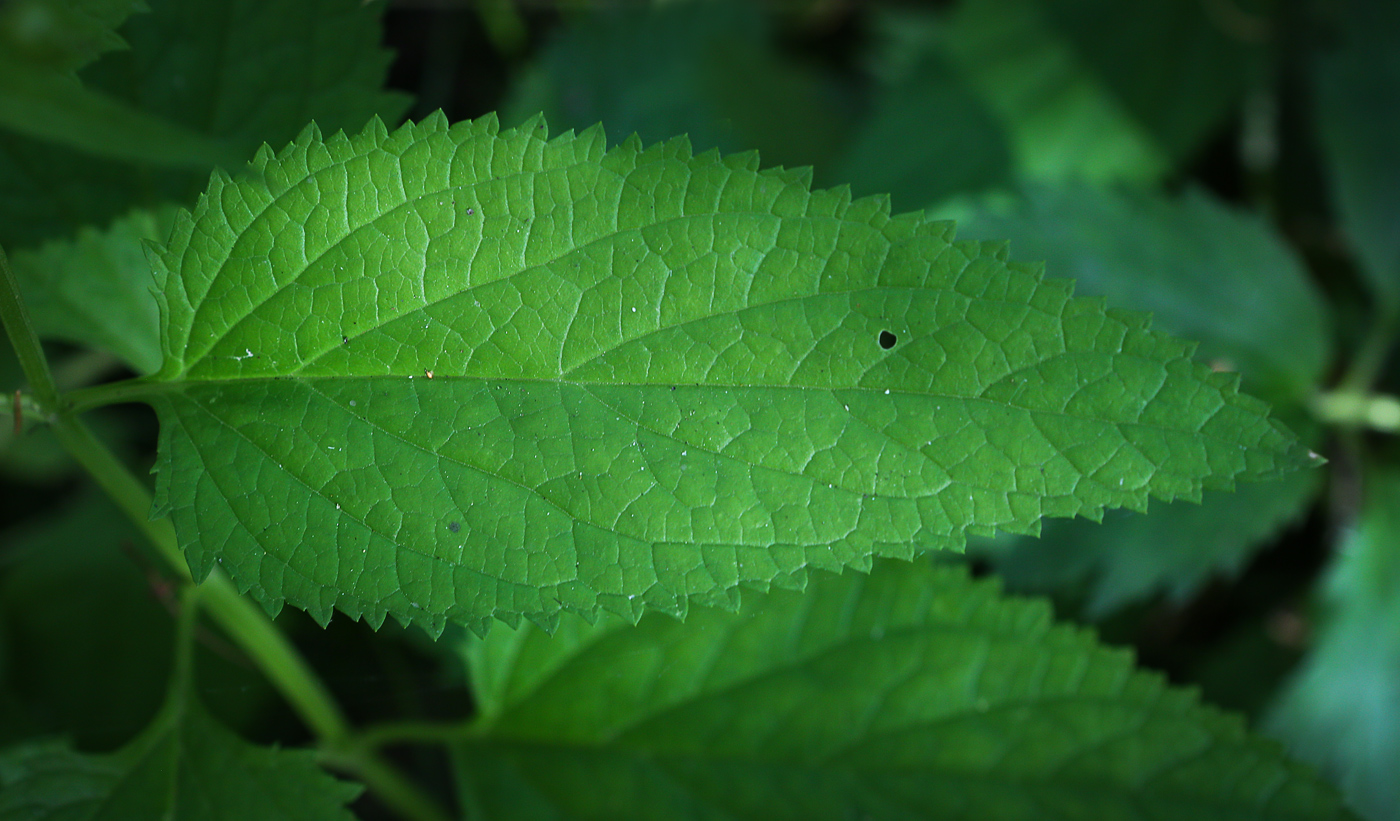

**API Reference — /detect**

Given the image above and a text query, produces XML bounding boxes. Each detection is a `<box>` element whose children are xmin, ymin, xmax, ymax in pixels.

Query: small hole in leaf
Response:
<box><xmin>878</xmin><ymin>330</ymin><xmax>897</xmax><ymax>349</ymax></box>
<box><xmin>447</xmin><ymin>521</ymin><xmax>461</xmax><ymax>533</ymax></box>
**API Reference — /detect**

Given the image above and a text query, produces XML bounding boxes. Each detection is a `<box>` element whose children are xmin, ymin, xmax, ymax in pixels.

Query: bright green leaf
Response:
<box><xmin>1311</xmin><ymin>0</ymin><xmax>1400</xmax><ymax>311</ymax></box>
<box><xmin>11</xmin><ymin>206</ymin><xmax>173</xmax><ymax>374</ymax></box>
<box><xmin>957</xmin><ymin>185</ymin><xmax>1331</xmax><ymax>403</ymax></box>
<box><xmin>0</xmin><ymin>695</ymin><xmax>360</xmax><ymax>821</ymax></box>
<box><xmin>136</xmin><ymin>113</ymin><xmax>1314</xmax><ymax>635</ymax></box>
<box><xmin>942</xmin><ymin>0</ymin><xmax>1168</xmax><ymax>183</ymax></box>
<box><xmin>454</xmin><ymin>559</ymin><xmax>1351</xmax><ymax>821</ymax></box>
<box><xmin>1268</xmin><ymin>467</ymin><xmax>1400</xmax><ymax>821</ymax></box>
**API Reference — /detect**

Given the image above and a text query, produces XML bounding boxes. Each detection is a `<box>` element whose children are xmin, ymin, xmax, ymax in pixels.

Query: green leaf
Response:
<box><xmin>86</xmin><ymin>0</ymin><xmax>411</xmax><ymax>161</ymax></box>
<box><xmin>981</xmin><ymin>468</ymin><xmax>1321</xmax><ymax>616</ymax></box>
<box><xmin>1268</xmin><ymin>467</ymin><xmax>1400</xmax><ymax>821</ymax></box>
<box><xmin>454</xmin><ymin>559</ymin><xmax>1351</xmax><ymax>820</ymax></box>
<box><xmin>0</xmin><ymin>0</ymin><xmax>409</xmax><ymax>248</ymax></box>
<box><xmin>942</xmin><ymin>0</ymin><xmax>1168</xmax><ymax>183</ymax></box>
<box><xmin>0</xmin><ymin>491</ymin><xmax>170</xmax><ymax>750</ymax></box>
<box><xmin>0</xmin><ymin>696</ymin><xmax>360</xmax><ymax>821</ymax></box>
<box><xmin>503</xmin><ymin>2</ymin><xmax>849</xmax><ymax>173</ymax></box>
<box><xmin>1039</xmin><ymin>0</ymin><xmax>1263</xmax><ymax>167</ymax></box>
<box><xmin>830</xmin><ymin>52</ymin><xmax>1012</xmax><ymax>211</ymax></box>
<box><xmin>10</xmin><ymin>206</ymin><xmax>173</xmax><ymax>374</ymax></box>
<box><xmin>957</xmin><ymin>185</ymin><xmax>1331</xmax><ymax>404</ymax></box>
<box><xmin>0</xmin><ymin>57</ymin><xmax>237</xmax><ymax>167</ymax></box>
<box><xmin>1311</xmin><ymin>0</ymin><xmax>1400</xmax><ymax>311</ymax></box>
<box><xmin>0</xmin><ymin>0</ymin><xmax>143</xmax><ymax>74</ymax></box>
<box><xmin>140</xmin><ymin>113</ymin><xmax>1313</xmax><ymax>635</ymax></box>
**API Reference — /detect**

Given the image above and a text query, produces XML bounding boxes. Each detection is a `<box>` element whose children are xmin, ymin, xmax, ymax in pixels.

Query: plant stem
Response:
<box><xmin>0</xmin><ymin>243</ymin><xmax>60</xmax><ymax>413</ymax></box>
<box><xmin>64</xmin><ymin>377</ymin><xmax>165</xmax><ymax>415</ymax></box>
<box><xmin>353</xmin><ymin>718</ymin><xmax>479</xmax><ymax>750</ymax></box>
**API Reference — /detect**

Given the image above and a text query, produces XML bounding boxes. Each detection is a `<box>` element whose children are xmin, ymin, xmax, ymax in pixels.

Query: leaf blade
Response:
<box><xmin>454</xmin><ymin>560</ymin><xmax>1352</xmax><ymax>821</ymax></box>
<box><xmin>147</xmin><ymin>113</ymin><xmax>1315</xmax><ymax>632</ymax></box>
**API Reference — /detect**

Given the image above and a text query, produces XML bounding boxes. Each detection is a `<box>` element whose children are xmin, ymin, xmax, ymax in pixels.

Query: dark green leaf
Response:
<box><xmin>0</xmin><ymin>696</ymin><xmax>360</xmax><ymax>821</ymax></box>
<box><xmin>503</xmin><ymin>2</ymin><xmax>849</xmax><ymax>173</ymax></box>
<box><xmin>1311</xmin><ymin>0</ymin><xmax>1400</xmax><ymax>311</ymax></box>
<box><xmin>830</xmin><ymin>54</ymin><xmax>1012</xmax><ymax>211</ymax></box>
<box><xmin>1268</xmin><ymin>467</ymin><xmax>1400</xmax><ymax>821</ymax></box>
<box><xmin>454</xmin><ymin>559</ymin><xmax>1351</xmax><ymax>821</ymax></box>
<box><xmin>0</xmin><ymin>0</ymin><xmax>409</xmax><ymax>248</ymax></box>
<box><xmin>941</xmin><ymin>0</ymin><xmax>1168</xmax><ymax>182</ymax></box>
<box><xmin>1040</xmin><ymin>0</ymin><xmax>1264</xmax><ymax>167</ymax></box>
<box><xmin>0</xmin><ymin>491</ymin><xmax>169</xmax><ymax>750</ymax></box>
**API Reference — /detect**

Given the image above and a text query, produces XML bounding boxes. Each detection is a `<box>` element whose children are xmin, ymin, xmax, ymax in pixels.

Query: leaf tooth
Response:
<box><xmin>494</xmin><ymin>610</ymin><xmax>523</xmax><ymax>630</ymax></box>
<box><xmin>364</xmin><ymin>113</ymin><xmax>388</xmax><ymax>143</ymax></box>
<box><xmin>420</xmin><ymin>108</ymin><xmax>450</xmax><ymax>132</ymax></box>
<box><xmin>251</xmin><ymin>141</ymin><xmax>276</xmax><ymax>168</ymax></box>
<box><xmin>292</xmin><ymin>119</ymin><xmax>324</xmax><ymax>150</ymax></box>
<box><xmin>515</xmin><ymin>111</ymin><xmax>548</xmax><ymax>140</ymax></box>
<box><xmin>523</xmin><ymin>610</ymin><xmax>561</xmax><ymax>635</ymax></box>
<box><xmin>363</xmin><ymin>607</ymin><xmax>388</xmax><ymax>632</ymax></box>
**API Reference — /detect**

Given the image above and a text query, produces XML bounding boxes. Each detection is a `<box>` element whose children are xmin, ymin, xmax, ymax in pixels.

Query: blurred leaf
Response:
<box><xmin>1268</xmin><ymin>467</ymin><xmax>1400</xmax><ymax>821</ymax></box>
<box><xmin>10</xmin><ymin>206</ymin><xmax>173</xmax><ymax>374</ymax></box>
<box><xmin>941</xmin><ymin>0</ymin><xmax>1168</xmax><ymax>183</ymax></box>
<box><xmin>978</xmin><ymin>467</ymin><xmax>1320</xmax><ymax>617</ymax></box>
<box><xmin>87</xmin><ymin>0</ymin><xmax>410</xmax><ymax>163</ymax></box>
<box><xmin>0</xmin><ymin>0</ymin><xmax>142</xmax><ymax>74</ymax></box>
<box><xmin>0</xmin><ymin>0</ymin><xmax>410</xmax><ymax>248</ymax></box>
<box><xmin>1311</xmin><ymin>0</ymin><xmax>1400</xmax><ymax>312</ymax></box>
<box><xmin>0</xmin><ymin>55</ymin><xmax>236</xmax><ymax>167</ymax></box>
<box><xmin>0</xmin><ymin>694</ymin><xmax>361</xmax><ymax>821</ymax></box>
<box><xmin>957</xmin><ymin>185</ymin><xmax>1331</xmax><ymax>403</ymax></box>
<box><xmin>829</xmin><ymin>53</ymin><xmax>1012</xmax><ymax>211</ymax></box>
<box><xmin>142</xmin><ymin>113</ymin><xmax>1314</xmax><ymax>635</ymax></box>
<box><xmin>503</xmin><ymin>2</ymin><xmax>848</xmax><ymax>172</ymax></box>
<box><xmin>0</xmin><ymin>491</ymin><xmax>170</xmax><ymax>750</ymax></box>
<box><xmin>1041</xmin><ymin>0</ymin><xmax>1265</xmax><ymax>166</ymax></box>
<box><xmin>455</xmin><ymin>559</ymin><xmax>1351</xmax><ymax>821</ymax></box>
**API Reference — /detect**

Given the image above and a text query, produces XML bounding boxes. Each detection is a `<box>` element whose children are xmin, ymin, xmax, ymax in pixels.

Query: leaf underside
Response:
<box><xmin>455</xmin><ymin>560</ymin><xmax>1351</xmax><ymax>821</ymax></box>
<box><xmin>146</xmin><ymin>112</ymin><xmax>1312</xmax><ymax>634</ymax></box>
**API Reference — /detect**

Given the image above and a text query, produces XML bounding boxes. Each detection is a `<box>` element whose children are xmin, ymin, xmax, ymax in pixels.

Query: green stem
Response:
<box><xmin>0</xmin><ymin>242</ymin><xmax>60</xmax><ymax>412</ymax></box>
<box><xmin>65</xmin><ymin>377</ymin><xmax>164</xmax><ymax>415</ymax></box>
<box><xmin>1312</xmin><ymin>390</ymin><xmax>1400</xmax><ymax>432</ymax></box>
<box><xmin>353</xmin><ymin>718</ymin><xmax>478</xmax><ymax>750</ymax></box>
<box><xmin>1339</xmin><ymin>308</ymin><xmax>1398</xmax><ymax>395</ymax></box>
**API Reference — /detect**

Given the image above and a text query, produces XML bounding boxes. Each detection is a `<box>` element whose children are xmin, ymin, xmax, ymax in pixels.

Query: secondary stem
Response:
<box><xmin>0</xmin><ymin>243</ymin><xmax>60</xmax><ymax>412</ymax></box>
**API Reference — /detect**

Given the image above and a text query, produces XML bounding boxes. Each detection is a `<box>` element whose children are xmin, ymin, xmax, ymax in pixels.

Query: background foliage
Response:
<box><xmin>0</xmin><ymin>0</ymin><xmax>1395</xmax><ymax>819</ymax></box>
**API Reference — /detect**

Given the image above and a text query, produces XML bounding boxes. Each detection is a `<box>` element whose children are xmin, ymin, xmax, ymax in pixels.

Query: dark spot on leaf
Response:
<box><xmin>447</xmin><ymin>521</ymin><xmax>461</xmax><ymax>533</ymax></box>
<box><xmin>878</xmin><ymin>330</ymin><xmax>897</xmax><ymax>349</ymax></box>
